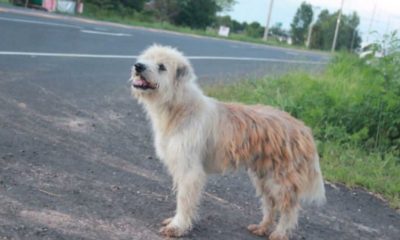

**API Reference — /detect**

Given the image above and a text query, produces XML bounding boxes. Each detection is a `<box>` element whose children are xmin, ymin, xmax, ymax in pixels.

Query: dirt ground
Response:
<box><xmin>0</xmin><ymin>83</ymin><xmax>399</xmax><ymax>240</ymax></box>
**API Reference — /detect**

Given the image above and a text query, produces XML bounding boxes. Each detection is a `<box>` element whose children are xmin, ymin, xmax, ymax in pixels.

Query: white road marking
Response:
<box><xmin>189</xmin><ymin>56</ymin><xmax>325</xmax><ymax>64</ymax></box>
<box><xmin>80</xmin><ymin>29</ymin><xmax>131</xmax><ymax>37</ymax></box>
<box><xmin>0</xmin><ymin>16</ymin><xmax>79</xmax><ymax>29</ymax></box>
<box><xmin>0</xmin><ymin>51</ymin><xmax>326</xmax><ymax>64</ymax></box>
<box><xmin>229</xmin><ymin>44</ymin><xmax>241</xmax><ymax>48</ymax></box>
<box><xmin>285</xmin><ymin>51</ymin><xmax>299</xmax><ymax>56</ymax></box>
<box><xmin>0</xmin><ymin>16</ymin><xmax>131</xmax><ymax>36</ymax></box>
<box><xmin>0</xmin><ymin>51</ymin><xmax>135</xmax><ymax>59</ymax></box>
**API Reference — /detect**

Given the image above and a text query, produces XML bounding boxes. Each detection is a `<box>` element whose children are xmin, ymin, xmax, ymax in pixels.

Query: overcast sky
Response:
<box><xmin>224</xmin><ymin>0</ymin><xmax>400</xmax><ymax>44</ymax></box>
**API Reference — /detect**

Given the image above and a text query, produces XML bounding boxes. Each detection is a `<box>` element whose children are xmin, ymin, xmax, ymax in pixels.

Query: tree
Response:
<box><xmin>245</xmin><ymin>22</ymin><xmax>264</xmax><ymax>38</ymax></box>
<box><xmin>152</xmin><ymin>0</ymin><xmax>180</xmax><ymax>22</ymax></box>
<box><xmin>85</xmin><ymin>0</ymin><xmax>146</xmax><ymax>12</ymax></box>
<box><xmin>270</xmin><ymin>22</ymin><xmax>286</xmax><ymax>37</ymax></box>
<box><xmin>231</xmin><ymin>19</ymin><xmax>245</xmax><ymax>33</ymax></box>
<box><xmin>310</xmin><ymin>10</ymin><xmax>362</xmax><ymax>51</ymax></box>
<box><xmin>310</xmin><ymin>9</ymin><xmax>332</xmax><ymax>50</ymax></box>
<box><xmin>215</xmin><ymin>0</ymin><xmax>237</xmax><ymax>12</ymax></box>
<box><xmin>119</xmin><ymin>0</ymin><xmax>146</xmax><ymax>12</ymax></box>
<box><xmin>215</xmin><ymin>15</ymin><xmax>233</xmax><ymax>28</ymax></box>
<box><xmin>172</xmin><ymin>0</ymin><xmax>219</xmax><ymax>29</ymax></box>
<box><xmin>290</xmin><ymin>2</ymin><xmax>313</xmax><ymax>45</ymax></box>
<box><xmin>214</xmin><ymin>15</ymin><xmax>247</xmax><ymax>33</ymax></box>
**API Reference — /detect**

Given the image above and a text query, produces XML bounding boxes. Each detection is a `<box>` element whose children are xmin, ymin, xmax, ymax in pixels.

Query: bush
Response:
<box><xmin>82</xmin><ymin>2</ymin><xmax>157</xmax><ymax>23</ymax></box>
<box><xmin>84</xmin><ymin>0</ymin><xmax>146</xmax><ymax>12</ymax></box>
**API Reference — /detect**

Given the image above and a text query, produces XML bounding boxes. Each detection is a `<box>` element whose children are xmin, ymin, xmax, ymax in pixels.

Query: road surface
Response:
<box><xmin>0</xmin><ymin>5</ymin><xmax>399</xmax><ymax>240</ymax></box>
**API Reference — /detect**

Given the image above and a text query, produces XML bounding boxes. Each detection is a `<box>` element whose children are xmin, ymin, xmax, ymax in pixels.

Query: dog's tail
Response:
<box><xmin>301</xmin><ymin>154</ymin><xmax>326</xmax><ymax>206</ymax></box>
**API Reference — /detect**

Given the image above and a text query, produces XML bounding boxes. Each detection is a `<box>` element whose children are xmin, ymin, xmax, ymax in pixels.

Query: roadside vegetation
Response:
<box><xmin>5</xmin><ymin>1</ymin><xmax>362</xmax><ymax>51</ymax></box>
<box><xmin>207</xmin><ymin>33</ymin><xmax>400</xmax><ymax>208</ymax></box>
<box><xmin>80</xmin><ymin>0</ymin><xmax>289</xmax><ymax>48</ymax></box>
<box><xmin>79</xmin><ymin>0</ymin><xmax>360</xmax><ymax>51</ymax></box>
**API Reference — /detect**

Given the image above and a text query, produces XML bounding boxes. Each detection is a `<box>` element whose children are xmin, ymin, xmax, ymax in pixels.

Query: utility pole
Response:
<box><xmin>306</xmin><ymin>23</ymin><xmax>314</xmax><ymax>48</ymax></box>
<box><xmin>263</xmin><ymin>0</ymin><xmax>274</xmax><ymax>41</ymax></box>
<box><xmin>306</xmin><ymin>6</ymin><xmax>321</xmax><ymax>48</ymax></box>
<box><xmin>331</xmin><ymin>0</ymin><xmax>345</xmax><ymax>52</ymax></box>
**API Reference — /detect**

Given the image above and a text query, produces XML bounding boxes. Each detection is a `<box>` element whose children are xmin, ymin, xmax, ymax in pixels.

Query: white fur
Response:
<box><xmin>130</xmin><ymin>45</ymin><xmax>219</xmax><ymax>235</ymax></box>
<box><xmin>130</xmin><ymin>45</ymin><xmax>325</xmax><ymax>238</ymax></box>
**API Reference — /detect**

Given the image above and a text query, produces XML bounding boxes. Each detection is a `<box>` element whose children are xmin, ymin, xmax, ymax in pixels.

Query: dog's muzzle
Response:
<box><xmin>131</xmin><ymin>63</ymin><xmax>158</xmax><ymax>90</ymax></box>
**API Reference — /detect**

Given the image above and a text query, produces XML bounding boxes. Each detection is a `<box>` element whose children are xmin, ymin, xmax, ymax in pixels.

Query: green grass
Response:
<box><xmin>321</xmin><ymin>143</ymin><xmax>399</xmax><ymax>208</ymax></box>
<box><xmin>206</xmin><ymin>53</ymin><xmax>400</xmax><ymax>208</ymax></box>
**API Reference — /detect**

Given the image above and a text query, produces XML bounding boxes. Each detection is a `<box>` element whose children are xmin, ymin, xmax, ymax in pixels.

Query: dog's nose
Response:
<box><xmin>134</xmin><ymin>63</ymin><xmax>146</xmax><ymax>73</ymax></box>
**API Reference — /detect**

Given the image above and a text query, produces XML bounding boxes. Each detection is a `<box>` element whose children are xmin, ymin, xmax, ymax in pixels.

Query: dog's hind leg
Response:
<box><xmin>160</xmin><ymin>166</ymin><xmax>206</xmax><ymax>237</ymax></box>
<box><xmin>247</xmin><ymin>193</ymin><xmax>276</xmax><ymax>236</ymax></box>
<box><xmin>269</xmin><ymin>192</ymin><xmax>300</xmax><ymax>240</ymax></box>
<box><xmin>247</xmin><ymin>170</ymin><xmax>276</xmax><ymax>236</ymax></box>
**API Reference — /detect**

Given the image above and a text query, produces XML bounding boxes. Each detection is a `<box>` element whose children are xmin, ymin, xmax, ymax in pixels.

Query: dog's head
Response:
<box><xmin>130</xmin><ymin>45</ymin><xmax>194</xmax><ymax>102</ymax></box>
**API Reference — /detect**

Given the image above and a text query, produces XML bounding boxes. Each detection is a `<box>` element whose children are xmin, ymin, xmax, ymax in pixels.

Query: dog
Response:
<box><xmin>130</xmin><ymin>45</ymin><xmax>326</xmax><ymax>240</ymax></box>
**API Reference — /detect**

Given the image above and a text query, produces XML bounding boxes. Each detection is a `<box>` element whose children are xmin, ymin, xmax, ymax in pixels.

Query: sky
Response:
<box><xmin>224</xmin><ymin>0</ymin><xmax>400</xmax><ymax>44</ymax></box>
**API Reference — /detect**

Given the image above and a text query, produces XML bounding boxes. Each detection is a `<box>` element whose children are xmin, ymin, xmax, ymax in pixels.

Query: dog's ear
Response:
<box><xmin>176</xmin><ymin>65</ymin><xmax>189</xmax><ymax>82</ymax></box>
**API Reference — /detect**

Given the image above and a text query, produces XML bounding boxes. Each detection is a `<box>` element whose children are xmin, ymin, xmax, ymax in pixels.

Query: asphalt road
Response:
<box><xmin>0</xmin><ymin>5</ymin><xmax>399</xmax><ymax>240</ymax></box>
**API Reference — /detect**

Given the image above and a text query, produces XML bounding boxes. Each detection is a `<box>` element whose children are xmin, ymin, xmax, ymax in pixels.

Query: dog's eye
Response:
<box><xmin>158</xmin><ymin>63</ymin><xmax>166</xmax><ymax>71</ymax></box>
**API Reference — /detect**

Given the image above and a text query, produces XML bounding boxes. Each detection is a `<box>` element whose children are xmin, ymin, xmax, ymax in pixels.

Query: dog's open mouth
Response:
<box><xmin>132</xmin><ymin>75</ymin><xmax>157</xmax><ymax>90</ymax></box>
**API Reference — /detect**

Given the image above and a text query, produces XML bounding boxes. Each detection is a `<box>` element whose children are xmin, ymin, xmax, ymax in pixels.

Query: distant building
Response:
<box><xmin>11</xmin><ymin>0</ymin><xmax>83</xmax><ymax>14</ymax></box>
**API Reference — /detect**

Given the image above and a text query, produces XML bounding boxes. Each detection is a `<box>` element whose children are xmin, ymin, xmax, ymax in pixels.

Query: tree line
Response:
<box><xmin>290</xmin><ymin>2</ymin><xmax>361</xmax><ymax>51</ymax></box>
<box><xmin>84</xmin><ymin>0</ymin><xmax>235</xmax><ymax>29</ymax></box>
<box><xmin>84</xmin><ymin>0</ymin><xmax>361</xmax><ymax>51</ymax></box>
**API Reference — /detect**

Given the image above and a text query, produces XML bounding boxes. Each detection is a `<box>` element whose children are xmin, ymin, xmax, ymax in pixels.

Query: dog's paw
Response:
<box><xmin>247</xmin><ymin>223</ymin><xmax>270</xmax><ymax>236</ymax></box>
<box><xmin>269</xmin><ymin>231</ymin><xmax>289</xmax><ymax>240</ymax></box>
<box><xmin>161</xmin><ymin>217</ymin><xmax>173</xmax><ymax>226</ymax></box>
<box><xmin>159</xmin><ymin>225</ymin><xmax>185</xmax><ymax>238</ymax></box>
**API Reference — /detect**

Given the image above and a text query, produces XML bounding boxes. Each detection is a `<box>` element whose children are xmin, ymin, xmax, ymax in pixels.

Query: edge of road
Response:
<box><xmin>0</xmin><ymin>4</ymin><xmax>331</xmax><ymax>58</ymax></box>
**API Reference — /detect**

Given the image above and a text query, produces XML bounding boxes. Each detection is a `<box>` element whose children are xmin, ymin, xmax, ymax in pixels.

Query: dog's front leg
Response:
<box><xmin>160</xmin><ymin>166</ymin><xmax>206</xmax><ymax>237</ymax></box>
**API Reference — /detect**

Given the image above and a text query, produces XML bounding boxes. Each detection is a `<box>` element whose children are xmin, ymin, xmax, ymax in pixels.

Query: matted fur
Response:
<box><xmin>130</xmin><ymin>45</ymin><xmax>326</xmax><ymax>240</ymax></box>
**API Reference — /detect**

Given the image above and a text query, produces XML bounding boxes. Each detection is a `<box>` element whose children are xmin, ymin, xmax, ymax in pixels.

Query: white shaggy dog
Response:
<box><xmin>130</xmin><ymin>45</ymin><xmax>326</xmax><ymax>240</ymax></box>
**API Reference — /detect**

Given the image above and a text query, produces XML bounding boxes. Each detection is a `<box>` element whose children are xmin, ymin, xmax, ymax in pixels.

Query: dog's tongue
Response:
<box><xmin>134</xmin><ymin>78</ymin><xmax>148</xmax><ymax>86</ymax></box>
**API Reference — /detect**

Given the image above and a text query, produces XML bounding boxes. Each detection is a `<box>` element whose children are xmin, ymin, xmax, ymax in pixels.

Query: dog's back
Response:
<box><xmin>214</xmin><ymin>103</ymin><xmax>325</xmax><ymax>205</ymax></box>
